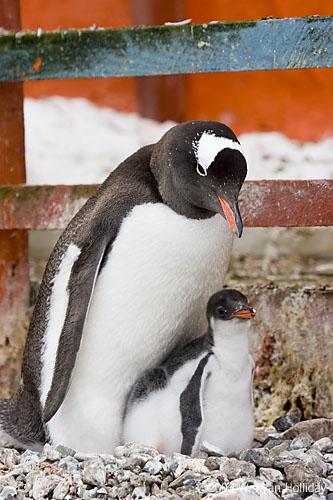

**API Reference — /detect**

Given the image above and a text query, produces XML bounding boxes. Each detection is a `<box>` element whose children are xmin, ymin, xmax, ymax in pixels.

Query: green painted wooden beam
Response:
<box><xmin>0</xmin><ymin>16</ymin><xmax>332</xmax><ymax>82</ymax></box>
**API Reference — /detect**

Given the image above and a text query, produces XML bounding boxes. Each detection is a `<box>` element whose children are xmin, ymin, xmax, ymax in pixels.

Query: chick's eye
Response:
<box><xmin>217</xmin><ymin>306</ymin><xmax>225</xmax><ymax>316</ymax></box>
<box><xmin>196</xmin><ymin>163</ymin><xmax>207</xmax><ymax>176</ymax></box>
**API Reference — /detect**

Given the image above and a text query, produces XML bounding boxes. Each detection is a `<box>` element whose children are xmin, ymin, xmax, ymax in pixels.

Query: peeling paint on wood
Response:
<box><xmin>245</xmin><ymin>285</ymin><xmax>333</xmax><ymax>424</ymax></box>
<box><xmin>240</xmin><ymin>179</ymin><xmax>333</xmax><ymax>227</ymax></box>
<box><xmin>0</xmin><ymin>0</ymin><xmax>29</xmax><ymax>398</ymax></box>
<box><xmin>0</xmin><ymin>180</ymin><xmax>331</xmax><ymax>230</ymax></box>
<box><xmin>0</xmin><ymin>16</ymin><xmax>332</xmax><ymax>82</ymax></box>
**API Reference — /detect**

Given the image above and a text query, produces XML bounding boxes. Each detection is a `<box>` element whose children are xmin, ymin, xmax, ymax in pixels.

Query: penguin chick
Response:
<box><xmin>123</xmin><ymin>289</ymin><xmax>256</xmax><ymax>457</ymax></box>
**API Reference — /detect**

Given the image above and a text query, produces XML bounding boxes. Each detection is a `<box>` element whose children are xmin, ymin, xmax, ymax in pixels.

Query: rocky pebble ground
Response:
<box><xmin>0</xmin><ymin>418</ymin><xmax>332</xmax><ymax>500</ymax></box>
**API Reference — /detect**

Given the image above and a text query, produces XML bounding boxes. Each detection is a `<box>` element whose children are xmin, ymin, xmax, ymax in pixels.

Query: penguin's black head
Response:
<box><xmin>207</xmin><ymin>289</ymin><xmax>256</xmax><ymax>322</ymax></box>
<box><xmin>150</xmin><ymin>120</ymin><xmax>247</xmax><ymax>237</ymax></box>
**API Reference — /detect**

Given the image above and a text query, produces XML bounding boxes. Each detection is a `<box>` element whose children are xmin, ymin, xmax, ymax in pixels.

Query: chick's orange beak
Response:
<box><xmin>230</xmin><ymin>308</ymin><xmax>256</xmax><ymax>319</ymax></box>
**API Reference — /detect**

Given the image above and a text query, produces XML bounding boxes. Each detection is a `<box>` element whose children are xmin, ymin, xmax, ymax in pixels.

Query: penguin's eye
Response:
<box><xmin>196</xmin><ymin>163</ymin><xmax>207</xmax><ymax>177</ymax></box>
<box><xmin>217</xmin><ymin>306</ymin><xmax>226</xmax><ymax>316</ymax></box>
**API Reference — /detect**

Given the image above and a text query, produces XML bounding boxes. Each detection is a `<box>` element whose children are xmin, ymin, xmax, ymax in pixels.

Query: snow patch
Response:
<box><xmin>24</xmin><ymin>97</ymin><xmax>333</xmax><ymax>186</ymax></box>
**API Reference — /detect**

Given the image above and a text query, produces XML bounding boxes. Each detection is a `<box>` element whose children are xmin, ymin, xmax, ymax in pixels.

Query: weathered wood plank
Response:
<box><xmin>239</xmin><ymin>179</ymin><xmax>333</xmax><ymax>227</ymax></box>
<box><xmin>0</xmin><ymin>0</ymin><xmax>29</xmax><ymax>398</ymax></box>
<box><xmin>0</xmin><ymin>180</ymin><xmax>331</xmax><ymax>230</ymax></box>
<box><xmin>0</xmin><ymin>16</ymin><xmax>331</xmax><ymax>82</ymax></box>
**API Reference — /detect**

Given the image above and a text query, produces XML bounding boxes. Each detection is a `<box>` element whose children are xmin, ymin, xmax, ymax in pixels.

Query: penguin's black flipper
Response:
<box><xmin>180</xmin><ymin>353</ymin><xmax>211</xmax><ymax>456</ymax></box>
<box><xmin>43</xmin><ymin>235</ymin><xmax>109</xmax><ymax>423</ymax></box>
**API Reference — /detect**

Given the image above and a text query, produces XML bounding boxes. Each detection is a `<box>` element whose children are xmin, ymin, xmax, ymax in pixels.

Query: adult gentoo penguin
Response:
<box><xmin>0</xmin><ymin>121</ymin><xmax>247</xmax><ymax>453</ymax></box>
<box><xmin>123</xmin><ymin>289</ymin><xmax>256</xmax><ymax>456</ymax></box>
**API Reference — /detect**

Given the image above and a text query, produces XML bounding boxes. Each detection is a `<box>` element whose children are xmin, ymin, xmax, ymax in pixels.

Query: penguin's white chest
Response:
<box><xmin>47</xmin><ymin>203</ymin><xmax>233</xmax><ymax>452</ymax></box>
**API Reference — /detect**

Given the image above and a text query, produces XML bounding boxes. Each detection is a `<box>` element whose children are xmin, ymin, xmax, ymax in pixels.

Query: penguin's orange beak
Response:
<box><xmin>217</xmin><ymin>196</ymin><xmax>243</xmax><ymax>238</ymax></box>
<box><xmin>230</xmin><ymin>307</ymin><xmax>256</xmax><ymax>319</ymax></box>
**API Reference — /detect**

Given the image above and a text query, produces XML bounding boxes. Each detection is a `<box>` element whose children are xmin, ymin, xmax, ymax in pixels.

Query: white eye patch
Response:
<box><xmin>193</xmin><ymin>131</ymin><xmax>243</xmax><ymax>173</ymax></box>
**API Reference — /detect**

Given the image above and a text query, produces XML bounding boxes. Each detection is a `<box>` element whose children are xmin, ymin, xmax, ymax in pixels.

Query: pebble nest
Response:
<box><xmin>0</xmin><ymin>418</ymin><xmax>332</xmax><ymax>500</ymax></box>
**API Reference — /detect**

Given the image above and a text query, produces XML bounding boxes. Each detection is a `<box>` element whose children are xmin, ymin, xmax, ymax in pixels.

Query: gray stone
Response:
<box><xmin>239</xmin><ymin>448</ymin><xmax>273</xmax><ymax>467</ymax></box>
<box><xmin>24</xmin><ymin>470</ymin><xmax>46</xmax><ymax>494</ymax></box>
<box><xmin>15</xmin><ymin>474</ymin><xmax>26</xmax><ymax>483</ymax></box>
<box><xmin>123</xmin><ymin>453</ymin><xmax>151</xmax><ymax>468</ymax></box>
<box><xmin>19</xmin><ymin>449</ymin><xmax>41</xmax><ymax>464</ymax></box>
<box><xmin>312</xmin><ymin>436</ymin><xmax>333</xmax><ymax>452</ymax></box>
<box><xmin>305</xmin><ymin>495</ymin><xmax>326</xmax><ymax>500</ymax></box>
<box><xmin>113</xmin><ymin>442</ymin><xmax>158</xmax><ymax>459</ymax></box>
<box><xmin>200</xmin><ymin>440</ymin><xmax>224</xmax><ymax>456</ymax></box>
<box><xmin>143</xmin><ymin>459</ymin><xmax>163</xmax><ymax>475</ymax></box>
<box><xmin>289</xmin><ymin>432</ymin><xmax>314</xmax><ymax>450</ymax></box>
<box><xmin>106</xmin><ymin>456</ymin><xmax>137</xmax><ymax>473</ymax></box>
<box><xmin>0</xmin><ymin>449</ymin><xmax>20</xmax><ymax>467</ymax></box>
<box><xmin>259</xmin><ymin>466</ymin><xmax>284</xmax><ymax>484</ymax></box>
<box><xmin>52</xmin><ymin>479</ymin><xmax>70</xmax><ymax>499</ymax></box>
<box><xmin>54</xmin><ymin>444</ymin><xmax>76</xmax><ymax>457</ymax></box>
<box><xmin>199</xmin><ymin>477</ymin><xmax>222</xmax><ymax>494</ymax></box>
<box><xmin>43</xmin><ymin>443</ymin><xmax>62</xmax><ymax>461</ymax></box>
<box><xmin>82</xmin><ymin>458</ymin><xmax>106</xmax><ymax>487</ymax></box>
<box><xmin>169</xmin><ymin>454</ymin><xmax>187</xmax><ymax>478</ymax></box>
<box><xmin>269</xmin><ymin>441</ymin><xmax>291</xmax><ymax>456</ymax></box>
<box><xmin>0</xmin><ymin>486</ymin><xmax>17</xmax><ymax>500</ymax></box>
<box><xmin>71</xmin><ymin>471</ymin><xmax>84</xmax><ymax>488</ymax></box>
<box><xmin>31</xmin><ymin>475</ymin><xmax>60</xmax><ymax>500</ymax></box>
<box><xmin>96</xmin><ymin>486</ymin><xmax>108</xmax><ymax>494</ymax></box>
<box><xmin>0</xmin><ymin>476</ymin><xmax>17</xmax><ymax>490</ymax></box>
<box><xmin>291</xmin><ymin>449</ymin><xmax>328</xmax><ymax>476</ymax></box>
<box><xmin>184</xmin><ymin>458</ymin><xmax>209</xmax><ymax>475</ymax></box>
<box><xmin>77</xmin><ymin>485</ymin><xmax>98</xmax><ymax>499</ymax></box>
<box><xmin>216</xmin><ymin>484</ymin><xmax>278</xmax><ymax>499</ymax></box>
<box><xmin>272</xmin><ymin>451</ymin><xmax>298</xmax><ymax>468</ymax></box>
<box><xmin>132</xmin><ymin>486</ymin><xmax>147</xmax><ymax>498</ymax></box>
<box><xmin>273</xmin><ymin>412</ymin><xmax>301</xmax><ymax>432</ymax></box>
<box><xmin>282</xmin><ymin>418</ymin><xmax>333</xmax><ymax>442</ymax></box>
<box><xmin>74</xmin><ymin>452</ymin><xmax>99</xmax><ymax>461</ymax></box>
<box><xmin>99</xmin><ymin>453</ymin><xmax>117</xmax><ymax>464</ymax></box>
<box><xmin>113</xmin><ymin>468</ymin><xmax>136</xmax><ymax>483</ymax></box>
<box><xmin>58</xmin><ymin>455</ymin><xmax>81</xmax><ymax>473</ymax></box>
<box><xmin>204</xmin><ymin>456</ymin><xmax>224</xmax><ymax>471</ymax></box>
<box><xmin>280</xmin><ymin>488</ymin><xmax>303</xmax><ymax>500</ymax></box>
<box><xmin>138</xmin><ymin>471</ymin><xmax>163</xmax><ymax>486</ymax></box>
<box><xmin>219</xmin><ymin>457</ymin><xmax>256</xmax><ymax>480</ymax></box>
<box><xmin>263</xmin><ymin>437</ymin><xmax>285</xmax><ymax>449</ymax></box>
<box><xmin>169</xmin><ymin>471</ymin><xmax>202</xmax><ymax>489</ymax></box>
<box><xmin>285</xmin><ymin>463</ymin><xmax>323</xmax><ymax>491</ymax></box>
<box><xmin>324</xmin><ymin>477</ymin><xmax>333</xmax><ymax>491</ymax></box>
<box><xmin>254</xmin><ymin>426</ymin><xmax>279</xmax><ymax>444</ymax></box>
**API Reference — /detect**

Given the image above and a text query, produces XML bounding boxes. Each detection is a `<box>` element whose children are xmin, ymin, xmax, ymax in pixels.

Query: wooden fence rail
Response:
<box><xmin>0</xmin><ymin>180</ymin><xmax>332</xmax><ymax>230</ymax></box>
<box><xmin>0</xmin><ymin>16</ymin><xmax>332</xmax><ymax>82</ymax></box>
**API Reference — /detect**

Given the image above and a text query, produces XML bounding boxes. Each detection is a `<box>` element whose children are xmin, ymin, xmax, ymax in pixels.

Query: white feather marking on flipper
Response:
<box><xmin>40</xmin><ymin>244</ymin><xmax>81</xmax><ymax>406</ymax></box>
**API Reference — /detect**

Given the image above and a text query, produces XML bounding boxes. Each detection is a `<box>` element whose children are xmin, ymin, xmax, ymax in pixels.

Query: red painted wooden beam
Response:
<box><xmin>239</xmin><ymin>179</ymin><xmax>333</xmax><ymax>228</ymax></box>
<box><xmin>0</xmin><ymin>180</ymin><xmax>331</xmax><ymax>231</ymax></box>
<box><xmin>0</xmin><ymin>0</ymin><xmax>29</xmax><ymax>397</ymax></box>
